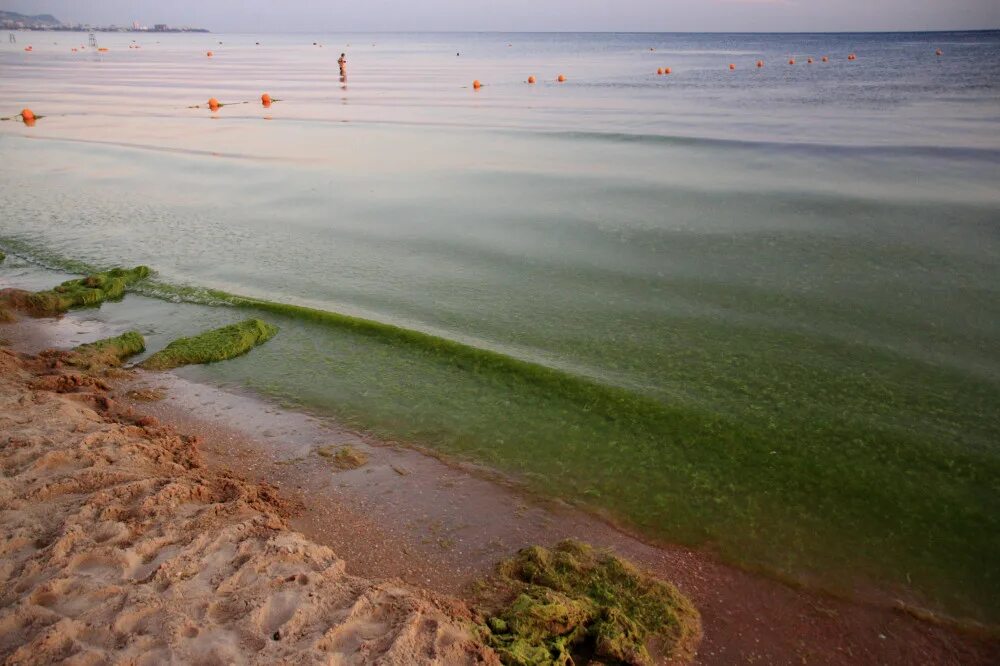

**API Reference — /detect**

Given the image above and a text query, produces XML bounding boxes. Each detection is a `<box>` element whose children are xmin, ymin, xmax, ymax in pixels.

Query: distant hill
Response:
<box><xmin>0</xmin><ymin>10</ymin><xmax>62</xmax><ymax>27</ymax></box>
<box><xmin>0</xmin><ymin>10</ymin><xmax>208</xmax><ymax>32</ymax></box>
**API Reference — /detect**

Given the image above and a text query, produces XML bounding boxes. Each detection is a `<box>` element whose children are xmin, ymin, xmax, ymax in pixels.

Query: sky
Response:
<box><xmin>2</xmin><ymin>0</ymin><xmax>998</xmax><ymax>33</ymax></box>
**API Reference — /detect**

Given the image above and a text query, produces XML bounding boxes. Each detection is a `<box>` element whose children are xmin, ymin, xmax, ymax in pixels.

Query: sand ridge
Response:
<box><xmin>0</xmin><ymin>348</ymin><xmax>498</xmax><ymax>665</ymax></box>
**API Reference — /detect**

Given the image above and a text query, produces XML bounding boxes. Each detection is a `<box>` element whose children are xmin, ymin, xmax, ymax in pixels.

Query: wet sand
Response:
<box><xmin>3</xmin><ymin>314</ymin><xmax>998</xmax><ymax>665</ymax></box>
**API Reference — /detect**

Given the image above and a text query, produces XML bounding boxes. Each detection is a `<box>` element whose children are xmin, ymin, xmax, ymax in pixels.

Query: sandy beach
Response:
<box><xmin>0</xmin><ymin>330</ymin><xmax>498</xmax><ymax>664</ymax></box>
<box><xmin>2</xmin><ymin>306</ymin><xmax>998</xmax><ymax>664</ymax></box>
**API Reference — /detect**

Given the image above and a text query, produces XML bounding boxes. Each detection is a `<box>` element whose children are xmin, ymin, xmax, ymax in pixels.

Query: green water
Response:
<box><xmin>2</xmin><ymin>248</ymin><xmax>997</xmax><ymax>621</ymax></box>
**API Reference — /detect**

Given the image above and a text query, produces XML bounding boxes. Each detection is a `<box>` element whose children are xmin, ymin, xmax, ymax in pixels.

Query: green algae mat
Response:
<box><xmin>141</xmin><ymin>319</ymin><xmax>278</xmax><ymax>370</ymax></box>
<box><xmin>68</xmin><ymin>331</ymin><xmax>146</xmax><ymax>369</ymax></box>
<box><xmin>476</xmin><ymin>541</ymin><xmax>700</xmax><ymax>665</ymax></box>
<box><xmin>25</xmin><ymin>267</ymin><xmax>150</xmax><ymax>315</ymax></box>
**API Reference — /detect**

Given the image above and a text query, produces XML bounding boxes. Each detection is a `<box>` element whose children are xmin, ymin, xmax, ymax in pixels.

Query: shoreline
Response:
<box><xmin>1</xmin><ymin>241</ymin><xmax>996</xmax><ymax>627</ymax></box>
<box><xmin>0</xmin><ymin>323</ymin><xmax>494</xmax><ymax>664</ymax></box>
<box><xmin>2</xmin><ymin>312</ymin><xmax>997</xmax><ymax>664</ymax></box>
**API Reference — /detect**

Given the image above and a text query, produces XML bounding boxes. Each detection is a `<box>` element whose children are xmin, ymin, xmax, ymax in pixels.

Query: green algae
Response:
<box><xmin>58</xmin><ymin>273</ymin><xmax>1000</xmax><ymax>622</ymax></box>
<box><xmin>0</xmin><ymin>237</ymin><xmax>97</xmax><ymax>275</ymax></box>
<box><xmin>141</xmin><ymin>319</ymin><xmax>278</xmax><ymax>370</ymax></box>
<box><xmin>3</xmin><ymin>242</ymin><xmax>999</xmax><ymax>623</ymax></box>
<box><xmin>68</xmin><ymin>331</ymin><xmax>146</xmax><ymax>370</ymax></box>
<box><xmin>25</xmin><ymin>266</ymin><xmax>151</xmax><ymax>315</ymax></box>
<box><xmin>479</xmin><ymin>541</ymin><xmax>700</xmax><ymax>665</ymax></box>
<box><xmin>0</xmin><ymin>250</ymin><xmax>5</xmax><ymax>262</ymax></box>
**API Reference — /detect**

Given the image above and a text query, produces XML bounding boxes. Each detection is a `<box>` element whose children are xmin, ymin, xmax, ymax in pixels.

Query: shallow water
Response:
<box><xmin>1</xmin><ymin>31</ymin><xmax>999</xmax><ymax>620</ymax></box>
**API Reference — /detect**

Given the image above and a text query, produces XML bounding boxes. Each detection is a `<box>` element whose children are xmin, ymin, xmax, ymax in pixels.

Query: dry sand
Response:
<box><xmin>0</xmin><ymin>346</ymin><xmax>497</xmax><ymax>665</ymax></box>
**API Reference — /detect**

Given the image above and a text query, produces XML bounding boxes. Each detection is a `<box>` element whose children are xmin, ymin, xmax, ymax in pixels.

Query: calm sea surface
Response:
<box><xmin>2</xmin><ymin>31</ymin><xmax>999</xmax><ymax>619</ymax></box>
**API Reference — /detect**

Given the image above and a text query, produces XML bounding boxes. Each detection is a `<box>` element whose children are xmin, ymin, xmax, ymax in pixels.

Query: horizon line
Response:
<box><xmin>35</xmin><ymin>27</ymin><xmax>1000</xmax><ymax>35</ymax></box>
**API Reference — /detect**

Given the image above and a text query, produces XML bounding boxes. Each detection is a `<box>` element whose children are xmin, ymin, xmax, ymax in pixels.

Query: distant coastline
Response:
<box><xmin>0</xmin><ymin>10</ymin><xmax>208</xmax><ymax>33</ymax></box>
<box><xmin>9</xmin><ymin>27</ymin><xmax>211</xmax><ymax>33</ymax></box>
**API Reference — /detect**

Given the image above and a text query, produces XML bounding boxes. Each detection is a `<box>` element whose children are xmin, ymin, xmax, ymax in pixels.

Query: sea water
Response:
<box><xmin>1</xmin><ymin>31</ymin><xmax>998</xmax><ymax>620</ymax></box>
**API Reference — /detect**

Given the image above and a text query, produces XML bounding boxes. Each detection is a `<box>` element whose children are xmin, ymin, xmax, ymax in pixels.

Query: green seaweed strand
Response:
<box><xmin>142</xmin><ymin>318</ymin><xmax>278</xmax><ymax>370</ymax></box>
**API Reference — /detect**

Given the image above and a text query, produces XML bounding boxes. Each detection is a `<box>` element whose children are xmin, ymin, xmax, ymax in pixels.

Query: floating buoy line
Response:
<box><xmin>7</xmin><ymin>43</ymin><xmax>950</xmax><ymax>121</ymax></box>
<box><xmin>184</xmin><ymin>93</ymin><xmax>285</xmax><ymax>111</ymax></box>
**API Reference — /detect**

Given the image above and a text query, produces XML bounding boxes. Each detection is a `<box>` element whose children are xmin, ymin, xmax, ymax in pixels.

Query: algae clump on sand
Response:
<box><xmin>142</xmin><ymin>319</ymin><xmax>278</xmax><ymax>370</ymax></box>
<box><xmin>316</xmin><ymin>444</ymin><xmax>368</xmax><ymax>470</ymax></box>
<box><xmin>25</xmin><ymin>266</ymin><xmax>151</xmax><ymax>315</ymax></box>
<box><xmin>478</xmin><ymin>540</ymin><xmax>700</xmax><ymax>665</ymax></box>
<box><xmin>69</xmin><ymin>331</ymin><xmax>146</xmax><ymax>370</ymax></box>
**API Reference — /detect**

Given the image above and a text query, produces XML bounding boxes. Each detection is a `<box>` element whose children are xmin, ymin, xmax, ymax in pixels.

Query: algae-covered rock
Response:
<box><xmin>141</xmin><ymin>319</ymin><xmax>278</xmax><ymax>370</ymax></box>
<box><xmin>68</xmin><ymin>331</ymin><xmax>146</xmax><ymax>370</ymax></box>
<box><xmin>21</xmin><ymin>266</ymin><xmax>151</xmax><ymax>315</ymax></box>
<box><xmin>479</xmin><ymin>540</ymin><xmax>700</xmax><ymax>665</ymax></box>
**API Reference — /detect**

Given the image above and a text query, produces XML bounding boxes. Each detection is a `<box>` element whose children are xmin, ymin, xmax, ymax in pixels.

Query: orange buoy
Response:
<box><xmin>822</xmin><ymin>56</ymin><xmax>829</xmax><ymax>62</ymax></box>
<box><xmin>557</xmin><ymin>74</ymin><xmax>566</xmax><ymax>82</ymax></box>
<box><xmin>756</xmin><ymin>60</ymin><xmax>764</xmax><ymax>68</ymax></box>
<box><xmin>935</xmin><ymin>49</ymin><xmax>943</xmax><ymax>56</ymax></box>
<box><xmin>663</xmin><ymin>67</ymin><xmax>671</xmax><ymax>75</ymax></box>
<box><xmin>729</xmin><ymin>63</ymin><xmax>736</xmax><ymax>70</ymax></box>
<box><xmin>207</xmin><ymin>98</ymin><xmax>220</xmax><ymax>111</ymax></box>
<box><xmin>261</xmin><ymin>93</ymin><xmax>272</xmax><ymax>106</ymax></box>
<box><xmin>788</xmin><ymin>58</ymin><xmax>795</xmax><ymax>65</ymax></box>
<box><xmin>657</xmin><ymin>68</ymin><xmax>663</xmax><ymax>75</ymax></box>
<box><xmin>206</xmin><ymin>51</ymin><xmax>213</xmax><ymax>57</ymax></box>
<box><xmin>472</xmin><ymin>79</ymin><xmax>482</xmax><ymax>90</ymax></box>
<box><xmin>527</xmin><ymin>75</ymin><xmax>536</xmax><ymax>84</ymax></box>
<box><xmin>20</xmin><ymin>109</ymin><xmax>35</xmax><ymax>122</ymax></box>
<box><xmin>98</xmin><ymin>47</ymin><xmax>108</xmax><ymax>52</ymax></box>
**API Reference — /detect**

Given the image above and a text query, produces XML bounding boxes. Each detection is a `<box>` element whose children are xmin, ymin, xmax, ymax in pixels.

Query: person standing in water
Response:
<box><xmin>338</xmin><ymin>52</ymin><xmax>347</xmax><ymax>77</ymax></box>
